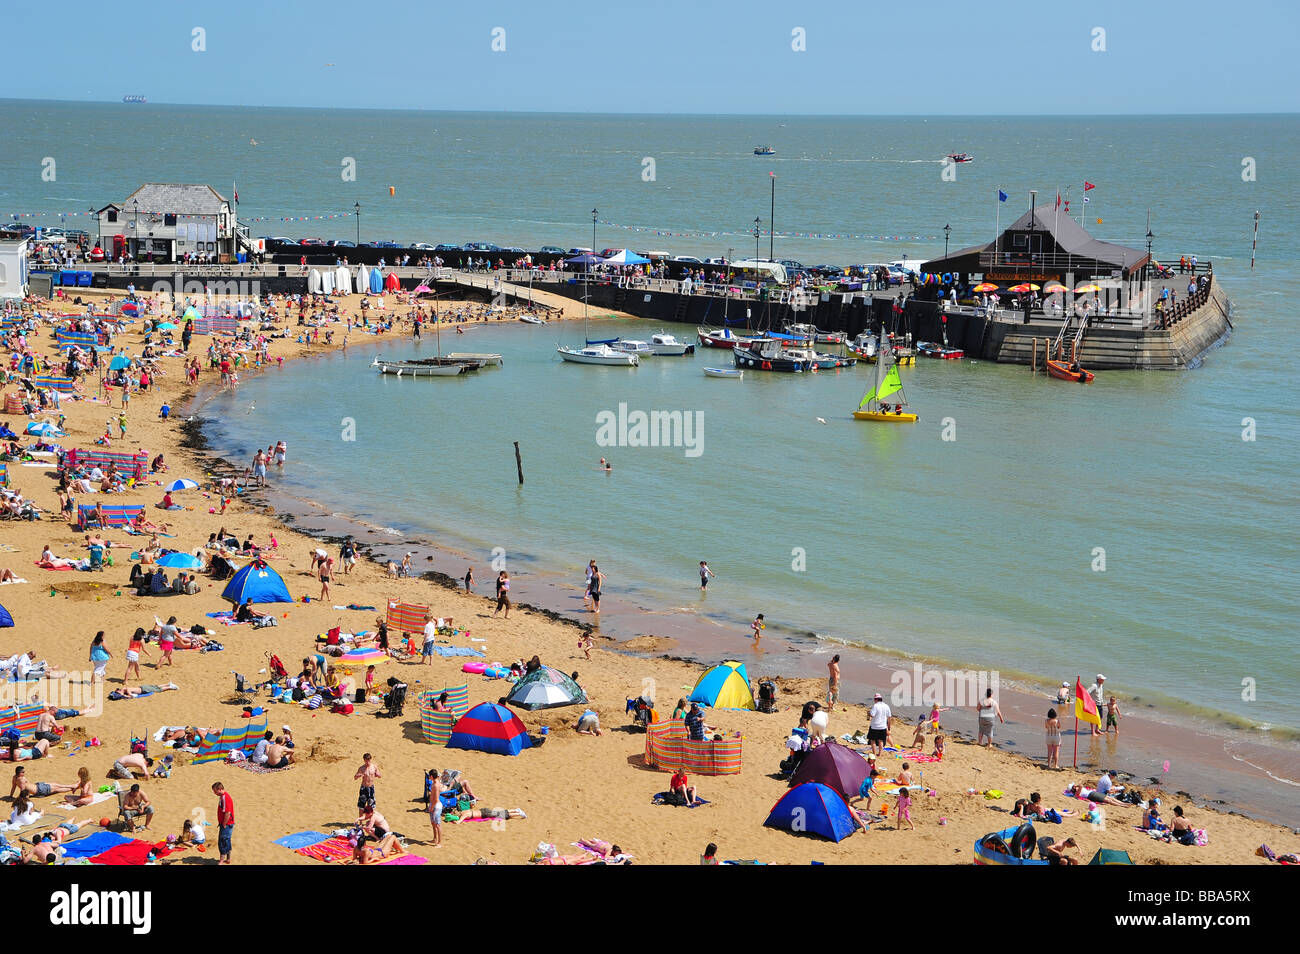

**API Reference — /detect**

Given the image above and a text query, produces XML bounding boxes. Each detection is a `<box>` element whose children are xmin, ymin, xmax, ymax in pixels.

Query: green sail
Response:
<box><xmin>877</xmin><ymin>364</ymin><xmax>904</xmax><ymax>401</ymax></box>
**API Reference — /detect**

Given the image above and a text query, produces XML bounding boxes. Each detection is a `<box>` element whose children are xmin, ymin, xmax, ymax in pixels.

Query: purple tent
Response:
<box><xmin>788</xmin><ymin>741</ymin><xmax>870</xmax><ymax>799</ymax></box>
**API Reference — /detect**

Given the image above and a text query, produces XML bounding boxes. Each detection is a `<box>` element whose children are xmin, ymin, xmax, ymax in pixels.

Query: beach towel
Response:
<box><xmin>235</xmin><ymin>760</ymin><xmax>293</xmax><ymax>774</ymax></box>
<box><xmin>652</xmin><ymin>791</ymin><xmax>710</xmax><ymax>808</ymax></box>
<box><xmin>899</xmin><ymin>752</ymin><xmax>943</xmax><ymax>763</ymax></box>
<box><xmin>273</xmin><ymin>830</ymin><xmax>331</xmax><ymax>850</ymax></box>
<box><xmin>68</xmin><ymin>790</ymin><xmax>118</xmax><ymax>807</ymax></box>
<box><xmin>92</xmin><ymin>838</ymin><xmax>169</xmax><ymax>865</ymax></box>
<box><xmin>430</xmin><ymin>646</ymin><xmax>485</xmax><ymax>658</ymax></box>
<box><xmin>379</xmin><ymin>853</ymin><xmax>427</xmax><ymax>865</ymax></box>
<box><xmin>60</xmin><ymin>830</ymin><xmax>131</xmax><ymax>859</ymax></box>
<box><xmin>295</xmin><ymin>836</ymin><xmax>353</xmax><ymax>862</ymax></box>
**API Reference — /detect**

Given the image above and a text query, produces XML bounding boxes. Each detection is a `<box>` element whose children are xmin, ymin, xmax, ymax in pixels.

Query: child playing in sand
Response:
<box><xmin>895</xmin><ymin>787</ymin><xmax>914</xmax><ymax>830</ymax></box>
<box><xmin>910</xmin><ymin>715</ymin><xmax>927</xmax><ymax>749</ymax></box>
<box><xmin>751</xmin><ymin>613</ymin><xmax>764</xmax><ymax>643</ymax></box>
<box><xmin>933</xmin><ymin>733</ymin><xmax>945</xmax><ymax>759</ymax></box>
<box><xmin>852</xmin><ymin>768</ymin><xmax>879</xmax><ymax>812</ymax></box>
<box><xmin>579</xmin><ymin>634</ymin><xmax>592</xmax><ymax>660</ymax></box>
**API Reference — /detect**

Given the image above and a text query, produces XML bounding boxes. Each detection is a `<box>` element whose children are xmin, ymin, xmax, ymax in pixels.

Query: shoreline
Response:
<box><xmin>186</xmin><ymin>323</ymin><xmax>1300</xmax><ymax>832</ymax></box>
<box><xmin>8</xmin><ymin>286</ymin><xmax>1292</xmax><ymax>866</ymax></box>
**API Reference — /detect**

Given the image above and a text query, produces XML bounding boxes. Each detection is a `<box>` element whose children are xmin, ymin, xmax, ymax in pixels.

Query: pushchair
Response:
<box><xmin>625</xmin><ymin>694</ymin><xmax>654</xmax><ymax>731</ymax></box>
<box><xmin>757</xmin><ymin>680</ymin><xmax>778</xmax><ymax>713</ymax></box>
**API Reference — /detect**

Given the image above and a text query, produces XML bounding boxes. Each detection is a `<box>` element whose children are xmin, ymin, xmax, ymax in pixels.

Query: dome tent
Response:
<box><xmin>504</xmin><ymin>666</ymin><xmax>587</xmax><ymax>711</ymax></box>
<box><xmin>0</xmin><ymin>602</ymin><xmax>12</xmax><ymax>628</ymax></box>
<box><xmin>688</xmin><ymin>661</ymin><xmax>755</xmax><ymax>710</ymax></box>
<box><xmin>764</xmin><ymin>782</ymin><xmax>860</xmax><ymax>842</ymax></box>
<box><xmin>789</xmin><ymin>740</ymin><xmax>870</xmax><ymax>799</ymax></box>
<box><xmin>447</xmin><ymin>702</ymin><xmax>532</xmax><ymax>756</ymax></box>
<box><xmin>221</xmin><ymin>559</ymin><xmax>292</xmax><ymax>605</ymax></box>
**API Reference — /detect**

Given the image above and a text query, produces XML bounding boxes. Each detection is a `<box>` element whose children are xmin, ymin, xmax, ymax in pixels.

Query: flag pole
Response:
<box><xmin>1072</xmin><ymin>675</ymin><xmax>1080</xmax><ymax>769</ymax></box>
<box><xmin>994</xmin><ymin>186</ymin><xmax>1001</xmax><ymax>264</ymax></box>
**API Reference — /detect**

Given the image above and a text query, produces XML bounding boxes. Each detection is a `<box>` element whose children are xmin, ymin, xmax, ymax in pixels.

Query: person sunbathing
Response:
<box><xmin>107</xmin><ymin>683</ymin><xmax>178</xmax><ymax>700</ymax></box>
<box><xmin>1069</xmin><ymin>783</ymin><xmax>1125</xmax><ymax>807</ymax></box>
<box><xmin>451</xmin><ymin>807</ymin><xmax>525</xmax><ymax>824</ymax></box>
<box><xmin>438</xmin><ymin>769</ymin><xmax>477</xmax><ymax>802</ymax></box>
<box><xmin>38</xmin><ymin>545</ymin><xmax>77</xmax><ymax>569</ymax></box>
<box><xmin>9</xmin><ymin>765</ymin><xmax>76</xmax><ymax>799</ymax></box>
<box><xmin>174</xmin><ymin>632</ymin><xmax>211</xmax><ymax>650</ymax></box>
<box><xmin>348</xmin><ymin>831</ymin><xmax>402</xmax><ymax>864</ymax></box>
<box><xmin>131</xmin><ymin>512</ymin><xmax>168</xmax><ymax>533</ymax></box>
<box><xmin>2</xmin><ymin>739</ymin><xmax>52</xmax><ymax>761</ymax></box>
<box><xmin>70</xmin><ymin>477</ymin><xmax>94</xmax><ymax>494</ymax></box>
<box><xmin>1011</xmin><ymin>792</ymin><xmax>1044</xmax><ymax>819</ymax></box>
<box><xmin>83</xmin><ymin>533</ymin><xmax>113</xmax><ymax>550</ymax></box>
<box><xmin>20</xmin><ymin>818</ymin><xmax>92</xmax><ymax>864</ymax></box>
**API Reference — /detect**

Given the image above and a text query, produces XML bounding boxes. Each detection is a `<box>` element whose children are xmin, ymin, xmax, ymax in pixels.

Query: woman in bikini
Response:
<box><xmin>64</xmin><ymin>767</ymin><xmax>95</xmax><ymax>808</ymax></box>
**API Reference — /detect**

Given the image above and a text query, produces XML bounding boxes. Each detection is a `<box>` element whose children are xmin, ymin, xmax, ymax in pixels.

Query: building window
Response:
<box><xmin>107</xmin><ymin>210</ymin><xmax>118</xmax><ymax>223</ymax></box>
<box><xmin>164</xmin><ymin>214</ymin><xmax>177</xmax><ymax>226</ymax></box>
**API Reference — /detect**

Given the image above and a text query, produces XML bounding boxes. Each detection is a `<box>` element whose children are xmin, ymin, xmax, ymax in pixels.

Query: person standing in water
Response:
<box><xmin>463</xmin><ymin>566</ymin><xmax>475</xmax><ymax>593</ymax></box>
<box><xmin>828</xmin><ymin>654</ymin><xmax>841</xmax><ymax>707</ymax></box>
<box><xmin>588</xmin><ymin>565</ymin><xmax>604</xmax><ymax>615</ymax></box>
<box><xmin>751</xmin><ymin>614</ymin><xmax>764</xmax><ymax>644</ymax></box>
<box><xmin>582</xmin><ymin>560</ymin><xmax>596</xmax><ymax>609</ymax></box>
<box><xmin>699</xmin><ymin>561</ymin><xmax>716</xmax><ymax>594</ymax></box>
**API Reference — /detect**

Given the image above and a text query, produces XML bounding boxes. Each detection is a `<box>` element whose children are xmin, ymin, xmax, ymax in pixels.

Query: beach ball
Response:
<box><xmin>99</xmin><ymin>817</ymin><xmax>111</xmax><ymax>828</ymax></box>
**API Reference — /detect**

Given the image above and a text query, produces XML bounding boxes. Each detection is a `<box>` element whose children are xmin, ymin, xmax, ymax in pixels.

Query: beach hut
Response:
<box><xmin>220</xmin><ymin>559</ymin><xmax>292</xmax><ymax>605</ymax></box>
<box><xmin>334</xmin><ymin>265</ymin><xmax>352</xmax><ymax>295</ymax></box>
<box><xmin>0</xmin><ymin>602</ymin><xmax>13</xmax><ymax>628</ymax></box>
<box><xmin>447</xmin><ymin>702</ymin><xmax>532</xmax><ymax>756</ymax></box>
<box><xmin>504</xmin><ymin>666</ymin><xmax>588</xmax><ymax>711</ymax></box>
<box><xmin>764</xmin><ymin>782</ymin><xmax>859</xmax><ymax>842</ymax></box>
<box><xmin>789</xmin><ymin>740</ymin><xmax>870</xmax><ymax>799</ymax></box>
<box><xmin>689</xmin><ymin>661</ymin><xmax>756</xmax><ymax>710</ymax></box>
<box><xmin>1088</xmin><ymin>847</ymin><xmax>1134</xmax><ymax>865</ymax></box>
<box><xmin>321</xmin><ymin>268</ymin><xmax>335</xmax><ymax>295</ymax></box>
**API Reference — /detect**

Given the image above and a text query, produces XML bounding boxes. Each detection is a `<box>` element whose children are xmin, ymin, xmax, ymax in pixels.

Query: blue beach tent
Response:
<box><xmin>221</xmin><ymin>559</ymin><xmax>292</xmax><ymax>605</ymax></box>
<box><xmin>369</xmin><ymin>268</ymin><xmax>383</xmax><ymax>294</ymax></box>
<box><xmin>0</xmin><ymin>602</ymin><xmax>12</xmax><ymax>628</ymax></box>
<box><xmin>764</xmin><ymin>783</ymin><xmax>860</xmax><ymax>842</ymax></box>
<box><xmin>447</xmin><ymin>702</ymin><xmax>532</xmax><ymax>756</ymax></box>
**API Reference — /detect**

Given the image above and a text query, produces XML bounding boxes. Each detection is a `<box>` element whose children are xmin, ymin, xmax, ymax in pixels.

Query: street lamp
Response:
<box><xmin>1145</xmin><ymin>228</ymin><xmax>1154</xmax><ymax>270</ymax></box>
<box><xmin>943</xmin><ymin>223</ymin><xmax>951</xmax><ymax>262</ymax></box>
<box><xmin>587</xmin><ymin>208</ymin><xmax>598</xmax><ymax>322</ymax></box>
<box><xmin>753</xmin><ymin>217</ymin><xmax>760</xmax><ymax>261</ymax></box>
<box><xmin>355</xmin><ymin>202</ymin><xmax>360</xmax><ymax>247</ymax></box>
<box><xmin>132</xmin><ymin>200</ymin><xmax>138</xmax><ymax>260</ymax></box>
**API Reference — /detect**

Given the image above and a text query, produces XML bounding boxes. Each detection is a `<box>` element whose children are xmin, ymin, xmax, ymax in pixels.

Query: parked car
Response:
<box><xmin>779</xmin><ymin>259</ymin><xmax>805</xmax><ymax>271</ymax></box>
<box><xmin>411</xmin><ymin>242</ymin><xmax>436</xmax><ymax>250</ymax></box>
<box><xmin>501</xmin><ymin>246</ymin><xmax>526</xmax><ymax>254</ymax></box>
<box><xmin>537</xmin><ymin>245</ymin><xmax>566</xmax><ymax>256</ymax></box>
<box><xmin>299</xmin><ymin>238</ymin><xmax>326</xmax><ymax>246</ymax></box>
<box><xmin>434</xmin><ymin>243</ymin><xmax>461</xmax><ymax>253</ymax></box>
<box><xmin>673</xmin><ymin>255</ymin><xmax>702</xmax><ymax>264</ymax></box>
<box><xmin>328</xmin><ymin>239</ymin><xmax>356</xmax><ymax>247</ymax></box>
<box><xmin>463</xmin><ymin>242</ymin><xmax>499</xmax><ymax>252</ymax></box>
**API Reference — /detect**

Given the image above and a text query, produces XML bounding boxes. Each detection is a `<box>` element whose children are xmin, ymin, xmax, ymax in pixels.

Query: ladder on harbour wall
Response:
<box><xmin>673</xmin><ymin>296</ymin><xmax>689</xmax><ymax>323</ymax></box>
<box><xmin>613</xmin><ymin>286</ymin><xmax>627</xmax><ymax>310</ymax></box>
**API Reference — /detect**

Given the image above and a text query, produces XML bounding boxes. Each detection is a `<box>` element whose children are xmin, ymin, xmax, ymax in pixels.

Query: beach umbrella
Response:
<box><xmin>1042</xmin><ymin>282</ymin><xmax>1068</xmax><ymax>294</ymax></box>
<box><xmin>1074</xmin><ymin>283</ymin><xmax>1102</xmax><ymax>293</ymax></box>
<box><xmin>25</xmin><ymin>421</ymin><xmax>65</xmax><ymax>437</ymax></box>
<box><xmin>163</xmin><ymin>478</ymin><xmax>199</xmax><ymax>492</ymax></box>
<box><xmin>108</xmin><ymin>354</ymin><xmax>132</xmax><ymax>370</ymax></box>
<box><xmin>1007</xmin><ymin>283</ymin><xmax>1040</xmax><ymax>294</ymax></box>
<box><xmin>971</xmin><ymin>282</ymin><xmax>999</xmax><ymax>292</ymax></box>
<box><xmin>120</xmin><ymin>302</ymin><xmax>140</xmax><ymax>318</ymax></box>
<box><xmin>339</xmin><ymin>647</ymin><xmax>387</xmax><ymax>668</ymax></box>
<box><xmin>413</xmin><ymin>284</ymin><xmax>433</xmax><ymax>294</ymax></box>
<box><xmin>155</xmin><ymin>322</ymin><xmax>177</xmax><ymax>331</ymax></box>
<box><xmin>504</xmin><ymin>666</ymin><xmax>587</xmax><ymax>711</ymax></box>
<box><xmin>157</xmin><ymin>551</ymin><xmax>202</xmax><ymax>570</ymax></box>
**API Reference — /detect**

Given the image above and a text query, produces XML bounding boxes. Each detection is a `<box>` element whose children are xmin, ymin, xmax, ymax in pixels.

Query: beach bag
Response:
<box><xmin>354</xmin><ymin>688</ymin><xmax>366</xmax><ymax>704</ymax></box>
<box><xmin>292</xmin><ymin>686</ymin><xmax>306</xmax><ymax>702</ymax></box>
<box><xmin>1044</xmin><ymin>808</ymin><xmax>1063</xmax><ymax>824</ymax></box>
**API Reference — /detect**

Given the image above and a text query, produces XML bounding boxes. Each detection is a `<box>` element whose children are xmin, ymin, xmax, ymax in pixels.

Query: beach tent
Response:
<box><xmin>447</xmin><ymin>702</ymin><xmax>532</xmax><ymax>756</ymax></box>
<box><xmin>689</xmin><ymin>661</ymin><xmax>755</xmax><ymax>710</ymax></box>
<box><xmin>308</xmin><ymin>269</ymin><xmax>322</xmax><ymax>294</ymax></box>
<box><xmin>157</xmin><ymin>551</ymin><xmax>202</xmax><ymax>570</ymax></box>
<box><xmin>321</xmin><ymin>268</ymin><xmax>335</xmax><ymax>294</ymax></box>
<box><xmin>0</xmin><ymin>602</ymin><xmax>12</xmax><ymax>627</ymax></box>
<box><xmin>789</xmin><ymin>740</ymin><xmax>870</xmax><ymax>799</ymax></box>
<box><xmin>1088</xmin><ymin>848</ymin><xmax>1134</xmax><ymax>865</ymax></box>
<box><xmin>602</xmin><ymin>249</ymin><xmax>649</xmax><ymax>265</ymax></box>
<box><xmin>504</xmin><ymin>666</ymin><xmax>587</xmax><ymax>711</ymax></box>
<box><xmin>182</xmin><ymin>305</ymin><xmax>202</xmax><ymax>323</ymax></box>
<box><xmin>384</xmin><ymin>272</ymin><xmax>400</xmax><ymax>292</ymax></box>
<box><xmin>356</xmin><ymin>264</ymin><xmax>370</xmax><ymax>292</ymax></box>
<box><xmin>334</xmin><ymin>265</ymin><xmax>352</xmax><ymax>295</ymax></box>
<box><xmin>565</xmin><ymin>253</ymin><xmax>605</xmax><ymax>269</ymax></box>
<box><xmin>221</xmin><ymin>559</ymin><xmax>292</xmax><ymax>605</ymax></box>
<box><xmin>369</xmin><ymin>268</ymin><xmax>383</xmax><ymax>294</ymax></box>
<box><xmin>764</xmin><ymin>782</ymin><xmax>859</xmax><ymax>842</ymax></box>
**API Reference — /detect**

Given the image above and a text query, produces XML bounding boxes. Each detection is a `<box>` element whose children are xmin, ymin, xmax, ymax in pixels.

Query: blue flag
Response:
<box><xmin>998</xmin><ymin>190</ymin><xmax>1008</xmax><ymax>202</ymax></box>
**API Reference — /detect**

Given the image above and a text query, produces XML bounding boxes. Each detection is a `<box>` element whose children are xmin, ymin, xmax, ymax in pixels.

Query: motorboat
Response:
<box><xmin>649</xmin><ymin>332</ymin><xmax>695</xmax><ymax>356</ymax></box>
<box><xmin>444</xmin><ymin>352</ymin><xmax>503</xmax><ymax>367</ymax></box>
<box><xmin>846</xmin><ymin>333</ymin><xmax>879</xmax><ymax>362</ymax></box>
<box><xmin>1046</xmin><ymin>359</ymin><xmax>1094</xmax><ymax>383</ymax></box>
<box><xmin>703</xmin><ymin>367</ymin><xmax>744</xmax><ymax>379</ymax></box>
<box><xmin>732</xmin><ymin>339</ymin><xmax>810</xmax><ymax>372</ymax></box>
<box><xmin>785</xmin><ymin>323</ymin><xmax>844</xmax><ymax>346</ymax></box>
<box><xmin>916</xmin><ymin>341</ymin><xmax>964</xmax><ymax>359</ymax></box>
<box><xmin>945</xmin><ymin>153</ymin><xmax>974</xmax><ymax>163</ymax></box>
<box><xmin>784</xmin><ymin>347</ymin><xmax>856</xmax><ymax>370</ymax></box>
<box><xmin>519</xmin><ymin>314</ymin><xmax>546</xmax><ymax>325</ymax></box>
<box><xmin>698</xmin><ymin>326</ymin><xmax>757</xmax><ymax>349</ymax></box>
<box><xmin>558</xmin><ymin>344</ymin><xmax>640</xmax><ymax>366</ymax></box>
<box><xmin>754</xmin><ymin>146</ymin><xmax>776</xmax><ymax>155</ymax></box>
<box><xmin>608</xmin><ymin>339</ymin><xmax>656</xmax><ymax>357</ymax></box>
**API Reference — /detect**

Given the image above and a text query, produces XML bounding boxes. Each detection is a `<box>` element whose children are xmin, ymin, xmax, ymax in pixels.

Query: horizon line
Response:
<box><xmin>2</xmin><ymin>97</ymin><xmax>1297</xmax><ymax>119</ymax></box>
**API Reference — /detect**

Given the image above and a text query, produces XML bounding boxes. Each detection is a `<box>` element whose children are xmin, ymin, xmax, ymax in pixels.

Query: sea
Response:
<box><xmin>4</xmin><ymin>101</ymin><xmax>1299</xmax><ymax>821</ymax></box>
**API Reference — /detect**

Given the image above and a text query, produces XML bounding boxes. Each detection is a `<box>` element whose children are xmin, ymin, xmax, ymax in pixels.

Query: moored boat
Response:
<box><xmin>754</xmin><ymin>145</ymin><xmax>776</xmax><ymax>155</ymax></box>
<box><xmin>698</xmin><ymin>326</ymin><xmax>757</xmax><ymax>349</ymax></box>
<box><xmin>733</xmin><ymin>339</ymin><xmax>810</xmax><ymax>372</ymax></box>
<box><xmin>608</xmin><ymin>339</ymin><xmax>655</xmax><ymax>357</ymax></box>
<box><xmin>372</xmin><ymin>358</ymin><xmax>470</xmax><ymax>377</ymax></box>
<box><xmin>1045</xmin><ymin>359</ymin><xmax>1094</xmax><ymax>383</ymax></box>
<box><xmin>519</xmin><ymin>314</ymin><xmax>546</xmax><ymax>325</ymax></box>
<box><xmin>703</xmin><ymin>367</ymin><xmax>744</xmax><ymax>379</ymax></box>
<box><xmin>649</xmin><ymin>332</ymin><xmax>695</xmax><ymax>355</ymax></box>
<box><xmin>558</xmin><ymin>344</ymin><xmax>640</xmax><ymax>366</ymax></box>
<box><xmin>916</xmin><ymin>341</ymin><xmax>964</xmax><ymax>359</ymax></box>
<box><xmin>444</xmin><ymin>352</ymin><xmax>503</xmax><ymax>367</ymax></box>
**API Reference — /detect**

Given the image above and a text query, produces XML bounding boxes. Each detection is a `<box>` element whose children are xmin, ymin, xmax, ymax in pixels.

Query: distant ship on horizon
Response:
<box><xmin>122</xmin><ymin>95</ymin><xmax>147</xmax><ymax>104</ymax></box>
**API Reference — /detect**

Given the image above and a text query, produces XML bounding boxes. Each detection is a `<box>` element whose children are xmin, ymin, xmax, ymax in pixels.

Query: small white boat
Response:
<box><xmin>608</xmin><ymin>339</ymin><xmax>655</xmax><ymax>357</ymax></box>
<box><xmin>519</xmin><ymin>314</ymin><xmax>546</xmax><ymax>325</ymax></box>
<box><xmin>703</xmin><ymin>367</ymin><xmax>744</xmax><ymax>379</ymax></box>
<box><xmin>372</xmin><ymin>359</ymin><xmax>468</xmax><ymax>377</ymax></box>
<box><xmin>649</xmin><ymin>332</ymin><xmax>695</xmax><ymax>356</ymax></box>
<box><xmin>558</xmin><ymin>345</ymin><xmax>640</xmax><ymax>366</ymax></box>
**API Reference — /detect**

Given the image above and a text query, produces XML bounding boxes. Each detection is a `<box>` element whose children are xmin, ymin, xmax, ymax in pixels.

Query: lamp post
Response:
<box><xmin>587</xmin><ymin>208</ymin><xmax>597</xmax><ymax>324</ymax></box>
<box><xmin>753</xmin><ymin>217</ymin><xmax>760</xmax><ymax>261</ymax></box>
<box><xmin>943</xmin><ymin>224</ymin><xmax>951</xmax><ymax>269</ymax></box>
<box><xmin>355</xmin><ymin>202</ymin><xmax>360</xmax><ymax>247</ymax></box>
<box><xmin>1146</xmin><ymin>228</ymin><xmax>1154</xmax><ymax>271</ymax></box>
<box><xmin>769</xmin><ymin>174</ymin><xmax>775</xmax><ymax>261</ymax></box>
<box><xmin>132</xmin><ymin>200</ymin><xmax>138</xmax><ymax>260</ymax></box>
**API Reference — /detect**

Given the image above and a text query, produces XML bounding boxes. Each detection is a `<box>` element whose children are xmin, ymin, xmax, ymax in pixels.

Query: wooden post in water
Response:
<box><xmin>1032</xmin><ymin>336</ymin><xmax>1038</xmax><ymax>373</ymax></box>
<box><xmin>514</xmin><ymin>441</ymin><xmax>524</xmax><ymax>485</ymax></box>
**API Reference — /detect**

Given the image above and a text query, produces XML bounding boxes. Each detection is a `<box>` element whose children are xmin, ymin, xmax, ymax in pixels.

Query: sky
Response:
<box><xmin>7</xmin><ymin>0</ymin><xmax>1299</xmax><ymax>115</ymax></box>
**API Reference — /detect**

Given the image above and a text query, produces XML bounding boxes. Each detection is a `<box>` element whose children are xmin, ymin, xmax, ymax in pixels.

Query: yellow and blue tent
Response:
<box><xmin>689</xmin><ymin>661</ymin><xmax>755</xmax><ymax>710</ymax></box>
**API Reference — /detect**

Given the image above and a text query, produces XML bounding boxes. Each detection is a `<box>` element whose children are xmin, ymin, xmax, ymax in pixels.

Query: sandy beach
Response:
<box><xmin>3</xmin><ymin>286</ymin><xmax>1293</xmax><ymax>867</ymax></box>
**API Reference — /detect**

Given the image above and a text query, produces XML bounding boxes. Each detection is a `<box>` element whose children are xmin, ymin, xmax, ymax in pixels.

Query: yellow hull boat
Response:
<box><xmin>853</xmin><ymin>409</ymin><xmax>917</xmax><ymax>422</ymax></box>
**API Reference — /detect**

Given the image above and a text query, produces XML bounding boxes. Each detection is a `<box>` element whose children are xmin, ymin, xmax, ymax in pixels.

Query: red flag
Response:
<box><xmin>1084</xmin><ymin>181</ymin><xmax>1096</xmax><ymax>191</ymax></box>
<box><xmin>1064</xmin><ymin>201</ymin><xmax>1070</xmax><ymax>213</ymax></box>
<box><xmin>1075</xmin><ymin>678</ymin><xmax>1101</xmax><ymax>726</ymax></box>
<box><xmin>1055</xmin><ymin>191</ymin><xmax>1061</xmax><ymax>209</ymax></box>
